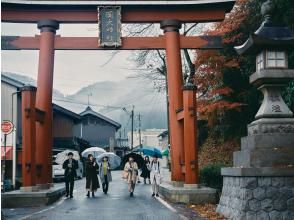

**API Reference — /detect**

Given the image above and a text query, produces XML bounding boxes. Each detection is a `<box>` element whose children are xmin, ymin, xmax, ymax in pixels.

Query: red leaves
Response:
<box><xmin>194</xmin><ymin>0</ymin><xmax>250</xmax><ymax>124</ymax></box>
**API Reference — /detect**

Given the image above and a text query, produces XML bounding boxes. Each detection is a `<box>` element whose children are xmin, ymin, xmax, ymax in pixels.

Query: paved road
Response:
<box><xmin>4</xmin><ymin>171</ymin><xmax>183</xmax><ymax>220</ymax></box>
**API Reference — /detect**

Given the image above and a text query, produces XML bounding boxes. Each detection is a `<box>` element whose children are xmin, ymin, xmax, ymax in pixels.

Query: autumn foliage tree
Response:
<box><xmin>195</xmin><ymin>0</ymin><xmax>294</xmax><ymax>139</ymax></box>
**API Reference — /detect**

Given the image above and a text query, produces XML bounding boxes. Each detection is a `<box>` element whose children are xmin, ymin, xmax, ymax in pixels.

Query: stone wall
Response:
<box><xmin>217</xmin><ymin>176</ymin><xmax>294</xmax><ymax>220</ymax></box>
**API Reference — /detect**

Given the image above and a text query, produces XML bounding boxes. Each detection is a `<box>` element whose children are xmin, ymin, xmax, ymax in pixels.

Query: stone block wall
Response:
<box><xmin>216</xmin><ymin>176</ymin><xmax>294</xmax><ymax>220</ymax></box>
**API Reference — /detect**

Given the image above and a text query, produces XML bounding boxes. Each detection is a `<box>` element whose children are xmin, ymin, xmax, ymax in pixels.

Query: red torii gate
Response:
<box><xmin>2</xmin><ymin>0</ymin><xmax>235</xmax><ymax>189</ymax></box>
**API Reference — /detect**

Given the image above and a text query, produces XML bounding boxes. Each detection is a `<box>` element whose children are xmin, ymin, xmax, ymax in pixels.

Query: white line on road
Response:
<box><xmin>155</xmin><ymin>197</ymin><xmax>189</xmax><ymax>220</ymax></box>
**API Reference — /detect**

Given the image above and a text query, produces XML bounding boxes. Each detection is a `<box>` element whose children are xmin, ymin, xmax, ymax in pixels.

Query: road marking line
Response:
<box><xmin>155</xmin><ymin>197</ymin><xmax>189</xmax><ymax>220</ymax></box>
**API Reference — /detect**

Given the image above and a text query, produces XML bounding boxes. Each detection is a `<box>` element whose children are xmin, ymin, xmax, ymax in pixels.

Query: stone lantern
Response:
<box><xmin>217</xmin><ymin>0</ymin><xmax>294</xmax><ymax>219</ymax></box>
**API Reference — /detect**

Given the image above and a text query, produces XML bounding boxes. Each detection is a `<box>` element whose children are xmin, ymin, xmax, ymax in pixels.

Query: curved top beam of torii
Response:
<box><xmin>2</xmin><ymin>0</ymin><xmax>235</xmax><ymax>23</ymax></box>
<box><xmin>2</xmin><ymin>0</ymin><xmax>235</xmax><ymax>6</ymax></box>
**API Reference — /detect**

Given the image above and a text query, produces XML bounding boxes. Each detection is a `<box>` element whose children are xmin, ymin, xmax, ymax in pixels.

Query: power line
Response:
<box><xmin>53</xmin><ymin>97</ymin><xmax>128</xmax><ymax>110</ymax></box>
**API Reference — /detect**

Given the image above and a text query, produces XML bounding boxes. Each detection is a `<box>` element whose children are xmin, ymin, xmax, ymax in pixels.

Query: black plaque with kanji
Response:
<box><xmin>98</xmin><ymin>6</ymin><xmax>122</xmax><ymax>47</ymax></box>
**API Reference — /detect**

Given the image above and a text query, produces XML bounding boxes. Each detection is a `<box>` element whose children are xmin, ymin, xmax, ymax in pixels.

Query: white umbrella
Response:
<box><xmin>96</xmin><ymin>152</ymin><xmax>121</xmax><ymax>169</ymax></box>
<box><xmin>55</xmin><ymin>150</ymin><xmax>80</xmax><ymax>165</ymax></box>
<box><xmin>81</xmin><ymin>147</ymin><xmax>106</xmax><ymax>158</ymax></box>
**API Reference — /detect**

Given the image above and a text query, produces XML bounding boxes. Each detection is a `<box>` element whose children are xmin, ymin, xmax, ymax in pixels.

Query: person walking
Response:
<box><xmin>62</xmin><ymin>152</ymin><xmax>79</xmax><ymax>198</ymax></box>
<box><xmin>149</xmin><ymin>156</ymin><xmax>161</xmax><ymax>197</ymax></box>
<box><xmin>85</xmin><ymin>154</ymin><xmax>100</xmax><ymax>198</ymax></box>
<box><xmin>141</xmin><ymin>156</ymin><xmax>151</xmax><ymax>184</ymax></box>
<box><xmin>124</xmin><ymin>156</ymin><xmax>138</xmax><ymax>197</ymax></box>
<box><xmin>99</xmin><ymin>156</ymin><xmax>112</xmax><ymax>194</ymax></box>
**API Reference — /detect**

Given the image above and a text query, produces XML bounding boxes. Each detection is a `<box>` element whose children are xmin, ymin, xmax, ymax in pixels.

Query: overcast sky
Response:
<box><xmin>1</xmin><ymin>23</ymin><xmax>139</xmax><ymax>95</ymax></box>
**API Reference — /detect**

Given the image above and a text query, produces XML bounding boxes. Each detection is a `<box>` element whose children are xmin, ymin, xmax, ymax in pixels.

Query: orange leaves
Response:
<box><xmin>189</xmin><ymin>204</ymin><xmax>227</xmax><ymax>220</ymax></box>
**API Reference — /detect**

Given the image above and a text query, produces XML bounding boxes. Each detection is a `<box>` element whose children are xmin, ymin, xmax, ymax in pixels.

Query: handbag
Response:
<box><xmin>122</xmin><ymin>171</ymin><xmax>128</xmax><ymax>179</ymax></box>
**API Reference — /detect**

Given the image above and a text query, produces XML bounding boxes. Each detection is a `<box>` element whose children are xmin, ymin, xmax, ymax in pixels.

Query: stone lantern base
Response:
<box><xmin>217</xmin><ymin>168</ymin><xmax>294</xmax><ymax>219</ymax></box>
<box><xmin>217</xmin><ymin>118</ymin><xmax>294</xmax><ymax>219</ymax></box>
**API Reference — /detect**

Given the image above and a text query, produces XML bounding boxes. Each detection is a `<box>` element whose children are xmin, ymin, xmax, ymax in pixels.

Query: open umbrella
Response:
<box><xmin>96</xmin><ymin>152</ymin><xmax>121</xmax><ymax>169</ymax></box>
<box><xmin>55</xmin><ymin>150</ymin><xmax>80</xmax><ymax>165</ymax></box>
<box><xmin>135</xmin><ymin>146</ymin><xmax>162</xmax><ymax>158</ymax></box>
<box><xmin>162</xmin><ymin>148</ymin><xmax>169</xmax><ymax>157</ymax></box>
<box><xmin>122</xmin><ymin>153</ymin><xmax>144</xmax><ymax>169</ymax></box>
<box><xmin>81</xmin><ymin>147</ymin><xmax>106</xmax><ymax>158</ymax></box>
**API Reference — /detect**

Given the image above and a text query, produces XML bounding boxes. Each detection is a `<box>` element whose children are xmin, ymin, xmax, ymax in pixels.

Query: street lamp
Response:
<box><xmin>235</xmin><ymin>0</ymin><xmax>294</xmax><ymax>121</ymax></box>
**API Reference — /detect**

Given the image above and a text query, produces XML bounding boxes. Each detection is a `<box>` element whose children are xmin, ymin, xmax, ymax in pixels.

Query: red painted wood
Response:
<box><xmin>35</xmin><ymin>31</ymin><xmax>56</xmax><ymax>185</ymax></box>
<box><xmin>21</xmin><ymin>88</ymin><xmax>36</xmax><ymax>187</ymax></box>
<box><xmin>183</xmin><ymin>88</ymin><xmax>198</xmax><ymax>184</ymax></box>
<box><xmin>2</xmin><ymin>8</ymin><xmax>226</xmax><ymax>23</ymax></box>
<box><xmin>163</xmin><ymin>27</ymin><xmax>185</xmax><ymax>182</ymax></box>
<box><xmin>3</xmin><ymin>35</ymin><xmax>221</xmax><ymax>50</ymax></box>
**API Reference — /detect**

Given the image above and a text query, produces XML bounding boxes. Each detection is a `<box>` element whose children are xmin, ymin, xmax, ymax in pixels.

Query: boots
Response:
<box><xmin>92</xmin><ymin>191</ymin><xmax>95</xmax><ymax>197</ymax></box>
<box><xmin>86</xmin><ymin>191</ymin><xmax>90</xmax><ymax>197</ymax></box>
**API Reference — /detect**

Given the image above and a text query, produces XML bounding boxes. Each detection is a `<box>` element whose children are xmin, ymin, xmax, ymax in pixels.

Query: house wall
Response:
<box><xmin>53</xmin><ymin>112</ymin><xmax>75</xmax><ymax>138</ymax></box>
<box><xmin>73</xmin><ymin>116</ymin><xmax>116</xmax><ymax>148</ymax></box>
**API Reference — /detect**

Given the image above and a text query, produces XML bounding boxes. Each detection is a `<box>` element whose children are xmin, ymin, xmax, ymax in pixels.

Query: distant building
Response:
<box><xmin>74</xmin><ymin>106</ymin><xmax>121</xmax><ymax>148</ymax></box>
<box><xmin>128</xmin><ymin>128</ymin><xmax>166</xmax><ymax>148</ymax></box>
<box><xmin>53</xmin><ymin>104</ymin><xmax>91</xmax><ymax>155</ymax></box>
<box><xmin>158</xmin><ymin>130</ymin><xmax>169</xmax><ymax>151</ymax></box>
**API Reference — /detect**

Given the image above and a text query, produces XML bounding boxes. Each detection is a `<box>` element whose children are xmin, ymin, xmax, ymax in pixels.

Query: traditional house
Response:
<box><xmin>74</xmin><ymin>106</ymin><xmax>121</xmax><ymax>148</ymax></box>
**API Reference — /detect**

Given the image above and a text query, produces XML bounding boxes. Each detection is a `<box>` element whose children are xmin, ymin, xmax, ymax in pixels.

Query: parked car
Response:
<box><xmin>52</xmin><ymin>161</ymin><xmax>65</xmax><ymax>181</ymax></box>
<box><xmin>52</xmin><ymin>160</ymin><xmax>84</xmax><ymax>181</ymax></box>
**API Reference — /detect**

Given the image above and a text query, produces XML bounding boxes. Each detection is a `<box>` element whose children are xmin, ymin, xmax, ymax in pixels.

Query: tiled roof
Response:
<box><xmin>80</xmin><ymin>106</ymin><xmax>121</xmax><ymax>130</ymax></box>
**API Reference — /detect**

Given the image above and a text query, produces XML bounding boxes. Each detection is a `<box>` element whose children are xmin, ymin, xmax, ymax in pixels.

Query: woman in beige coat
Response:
<box><xmin>124</xmin><ymin>156</ymin><xmax>138</xmax><ymax>197</ymax></box>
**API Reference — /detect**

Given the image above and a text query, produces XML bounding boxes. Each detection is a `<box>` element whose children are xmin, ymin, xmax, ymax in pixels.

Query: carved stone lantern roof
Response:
<box><xmin>234</xmin><ymin>0</ymin><xmax>294</xmax><ymax>55</ymax></box>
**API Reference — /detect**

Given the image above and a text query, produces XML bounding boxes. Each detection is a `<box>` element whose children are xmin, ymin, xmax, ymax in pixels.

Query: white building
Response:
<box><xmin>1</xmin><ymin>74</ymin><xmax>23</xmax><ymax>188</ymax></box>
<box><xmin>128</xmin><ymin>128</ymin><xmax>166</xmax><ymax>148</ymax></box>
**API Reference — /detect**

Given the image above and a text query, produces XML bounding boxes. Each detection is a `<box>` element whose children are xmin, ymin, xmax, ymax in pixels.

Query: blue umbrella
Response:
<box><xmin>135</xmin><ymin>146</ymin><xmax>162</xmax><ymax>158</ymax></box>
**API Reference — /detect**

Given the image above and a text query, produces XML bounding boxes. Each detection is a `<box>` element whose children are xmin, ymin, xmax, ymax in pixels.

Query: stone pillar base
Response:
<box><xmin>171</xmin><ymin>181</ymin><xmax>184</xmax><ymax>187</ymax></box>
<box><xmin>36</xmin><ymin>183</ymin><xmax>51</xmax><ymax>190</ymax></box>
<box><xmin>217</xmin><ymin>168</ymin><xmax>294</xmax><ymax>220</ymax></box>
<box><xmin>20</xmin><ymin>186</ymin><xmax>39</xmax><ymax>192</ymax></box>
<box><xmin>159</xmin><ymin>182</ymin><xmax>216</xmax><ymax>204</ymax></box>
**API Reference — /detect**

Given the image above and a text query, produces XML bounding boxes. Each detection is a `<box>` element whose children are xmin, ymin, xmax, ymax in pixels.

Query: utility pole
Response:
<box><xmin>131</xmin><ymin>105</ymin><xmax>134</xmax><ymax>150</ymax></box>
<box><xmin>138</xmin><ymin>113</ymin><xmax>142</xmax><ymax>148</ymax></box>
<box><xmin>87</xmin><ymin>93</ymin><xmax>92</xmax><ymax>106</ymax></box>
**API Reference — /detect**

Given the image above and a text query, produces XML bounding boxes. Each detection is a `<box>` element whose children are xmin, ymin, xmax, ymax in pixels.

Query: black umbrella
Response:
<box><xmin>122</xmin><ymin>153</ymin><xmax>144</xmax><ymax>169</ymax></box>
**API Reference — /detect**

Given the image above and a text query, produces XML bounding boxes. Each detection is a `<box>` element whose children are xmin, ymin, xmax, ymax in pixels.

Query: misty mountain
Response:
<box><xmin>2</xmin><ymin>72</ymin><xmax>64</xmax><ymax>98</ymax></box>
<box><xmin>65</xmin><ymin>77</ymin><xmax>168</xmax><ymax>132</ymax></box>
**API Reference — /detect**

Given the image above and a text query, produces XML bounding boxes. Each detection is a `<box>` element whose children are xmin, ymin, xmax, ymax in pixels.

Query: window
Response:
<box><xmin>256</xmin><ymin>52</ymin><xmax>264</xmax><ymax>71</ymax></box>
<box><xmin>266</xmin><ymin>51</ymin><xmax>286</xmax><ymax>68</ymax></box>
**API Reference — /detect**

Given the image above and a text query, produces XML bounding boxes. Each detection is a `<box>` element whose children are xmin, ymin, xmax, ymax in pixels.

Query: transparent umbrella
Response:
<box><xmin>55</xmin><ymin>150</ymin><xmax>80</xmax><ymax>165</ymax></box>
<box><xmin>81</xmin><ymin>147</ymin><xmax>106</xmax><ymax>158</ymax></box>
<box><xmin>96</xmin><ymin>152</ymin><xmax>121</xmax><ymax>169</ymax></box>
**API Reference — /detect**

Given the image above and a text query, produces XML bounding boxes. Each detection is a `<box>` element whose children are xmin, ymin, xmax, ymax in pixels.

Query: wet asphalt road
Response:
<box><xmin>3</xmin><ymin>171</ymin><xmax>183</xmax><ymax>220</ymax></box>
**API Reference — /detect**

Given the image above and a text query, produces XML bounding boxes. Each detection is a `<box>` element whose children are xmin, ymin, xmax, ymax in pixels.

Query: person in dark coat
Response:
<box><xmin>140</xmin><ymin>156</ymin><xmax>151</xmax><ymax>184</ymax></box>
<box><xmin>85</xmin><ymin>154</ymin><xmax>100</xmax><ymax>197</ymax></box>
<box><xmin>62</xmin><ymin>152</ymin><xmax>79</xmax><ymax>198</ymax></box>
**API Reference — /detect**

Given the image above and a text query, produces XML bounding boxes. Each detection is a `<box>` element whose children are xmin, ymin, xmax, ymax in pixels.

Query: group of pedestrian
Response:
<box><xmin>62</xmin><ymin>152</ymin><xmax>112</xmax><ymax>198</ymax></box>
<box><xmin>123</xmin><ymin>155</ymin><xmax>161</xmax><ymax>197</ymax></box>
<box><xmin>62</xmin><ymin>152</ymin><xmax>161</xmax><ymax>199</ymax></box>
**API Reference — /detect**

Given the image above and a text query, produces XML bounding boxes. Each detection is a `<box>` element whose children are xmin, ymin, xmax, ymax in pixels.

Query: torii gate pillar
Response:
<box><xmin>160</xmin><ymin>20</ymin><xmax>185</xmax><ymax>182</ymax></box>
<box><xmin>183</xmin><ymin>83</ymin><xmax>198</xmax><ymax>184</ymax></box>
<box><xmin>35</xmin><ymin>20</ymin><xmax>59</xmax><ymax>186</ymax></box>
<box><xmin>21</xmin><ymin>86</ymin><xmax>37</xmax><ymax>189</ymax></box>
